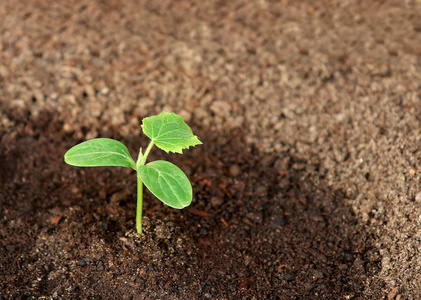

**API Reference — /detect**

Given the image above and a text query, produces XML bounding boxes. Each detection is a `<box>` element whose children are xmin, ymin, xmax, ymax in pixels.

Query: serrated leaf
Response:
<box><xmin>139</xmin><ymin>160</ymin><xmax>192</xmax><ymax>209</ymax></box>
<box><xmin>141</xmin><ymin>111</ymin><xmax>202</xmax><ymax>153</ymax></box>
<box><xmin>64</xmin><ymin>138</ymin><xmax>136</xmax><ymax>169</ymax></box>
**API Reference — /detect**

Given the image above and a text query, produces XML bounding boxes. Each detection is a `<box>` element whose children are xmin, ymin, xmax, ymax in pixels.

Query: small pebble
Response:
<box><xmin>312</xmin><ymin>270</ymin><xmax>324</xmax><ymax>280</ymax></box>
<box><xmin>255</xmin><ymin>185</ymin><xmax>268</xmax><ymax>197</ymax></box>
<box><xmin>270</xmin><ymin>214</ymin><xmax>285</xmax><ymax>228</ymax></box>
<box><xmin>229</xmin><ymin>164</ymin><xmax>241</xmax><ymax>177</ymax></box>
<box><xmin>210</xmin><ymin>196</ymin><xmax>224</xmax><ymax>207</ymax></box>
<box><xmin>283</xmin><ymin>273</ymin><xmax>296</xmax><ymax>282</ymax></box>
<box><xmin>415</xmin><ymin>192</ymin><xmax>421</xmax><ymax>203</ymax></box>
<box><xmin>409</xmin><ymin>168</ymin><xmax>416</xmax><ymax>176</ymax></box>
<box><xmin>78</xmin><ymin>258</ymin><xmax>88</xmax><ymax>267</ymax></box>
<box><xmin>341</xmin><ymin>251</ymin><xmax>355</xmax><ymax>263</ymax></box>
<box><xmin>278</xmin><ymin>178</ymin><xmax>290</xmax><ymax>190</ymax></box>
<box><xmin>100</xmin><ymin>87</ymin><xmax>110</xmax><ymax>95</ymax></box>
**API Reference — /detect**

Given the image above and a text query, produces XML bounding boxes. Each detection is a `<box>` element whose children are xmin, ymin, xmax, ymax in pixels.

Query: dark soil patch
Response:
<box><xmin>1</xmin><ymin>107</ymin><xmax>377</xmax><ymax>299</ymax></box>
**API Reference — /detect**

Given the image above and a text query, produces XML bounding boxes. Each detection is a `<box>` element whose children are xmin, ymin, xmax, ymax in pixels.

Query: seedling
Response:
<box><xmin>64</xmin><ymin>111</ymin><xmax>202</xmax><ymax>234</ymax></box>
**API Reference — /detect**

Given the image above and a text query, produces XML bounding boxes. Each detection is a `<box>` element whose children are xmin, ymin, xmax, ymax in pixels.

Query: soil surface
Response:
<box><xmin>1</xmin><ymin>0</ymin><xmax>421</xmax><ymax>299</ymax></box>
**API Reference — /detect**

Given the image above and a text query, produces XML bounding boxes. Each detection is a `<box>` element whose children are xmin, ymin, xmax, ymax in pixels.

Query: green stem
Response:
<box><xmin>135</xmin><ymin>140</ymin><xmax>155</xmax><ymax>234</ymax></box>
<box><xmin>136</xmin><ymin>173</ymin><xmax>143</xmax><ymax>234</ymax></box>
<box><xmin>138</xmin><ymin>140</ymin><xmax>155</xmax><ymax>167</ymax></box>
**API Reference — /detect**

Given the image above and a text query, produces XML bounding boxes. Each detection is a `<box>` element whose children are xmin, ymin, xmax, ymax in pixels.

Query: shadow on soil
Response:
<box><xmin>0</xmin><ymin>108</ymin><xmax>376</xmax><ymax>299</ymax></box>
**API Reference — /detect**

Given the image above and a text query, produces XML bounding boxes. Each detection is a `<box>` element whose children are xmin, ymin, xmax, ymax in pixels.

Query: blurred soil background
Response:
<box><xmin>1</xmin><ymin>0</ymin><xmax>421</xmax><ymax>299</ymax></box>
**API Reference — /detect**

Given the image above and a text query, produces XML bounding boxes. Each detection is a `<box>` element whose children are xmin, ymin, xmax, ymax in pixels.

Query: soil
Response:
<box><xmin>1</xmin><ymin>0</ymin><xmax>421</xmax><ymax>299</ymax></box>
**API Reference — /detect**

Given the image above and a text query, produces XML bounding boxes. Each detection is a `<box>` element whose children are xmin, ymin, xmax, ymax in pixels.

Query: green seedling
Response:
<box><xmin>64</xmin><ymin>111</ymin><xmax>202</xmax><ymax>234</ymax></box>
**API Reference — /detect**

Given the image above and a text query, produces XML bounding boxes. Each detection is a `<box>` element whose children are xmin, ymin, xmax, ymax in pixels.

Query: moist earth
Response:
<box><xmin>1</xmin><ymin>0</ymin><xmax>421</xmax><ymax>299</ymax></box>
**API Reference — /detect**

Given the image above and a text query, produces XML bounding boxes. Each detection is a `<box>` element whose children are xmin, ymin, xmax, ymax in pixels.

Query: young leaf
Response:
<box><xmin>141</xmin><ymin>111</ymin><xmax>202</xmax><ymax>153</ymax></box>
<box><xmin>139</xmin><ymin>160</ymin><xmax>192</xmax><ymax>209</ymax></box>
<box><xmin>64</xmin><ymin>138</ymin><xmax>136</xmax><ymax>169</ymax></box>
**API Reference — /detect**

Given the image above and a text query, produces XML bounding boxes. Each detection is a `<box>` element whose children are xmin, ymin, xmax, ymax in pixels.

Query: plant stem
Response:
<box><xmin>138</xmin><ymin>140</ymin><xmax>155</xmax><ymax>167</ymax></box>
<box><xmin>135</xmin><ymin>140</ymin><xmax>155</xmax><ymax>234</ymax></box>
<box><xmin>136</xmin><ymin>173</ymin><xmax>143</xmax><ymax>234</ymax></box>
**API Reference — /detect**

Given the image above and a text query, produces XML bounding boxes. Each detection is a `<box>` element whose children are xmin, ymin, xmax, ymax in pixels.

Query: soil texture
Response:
<box><xmin>1</xmin><ymin>0</ymin><xmax>421</xmax><ymax>299</ymax></box>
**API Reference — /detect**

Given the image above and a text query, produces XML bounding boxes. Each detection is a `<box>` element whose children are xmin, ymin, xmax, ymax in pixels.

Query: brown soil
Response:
<box><xmin>1</xmin><ymin>0</ymin><xmax>420</xmax><ymax>299</ymax></box>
